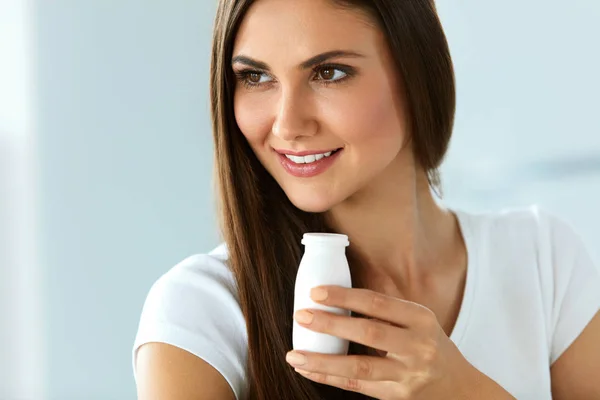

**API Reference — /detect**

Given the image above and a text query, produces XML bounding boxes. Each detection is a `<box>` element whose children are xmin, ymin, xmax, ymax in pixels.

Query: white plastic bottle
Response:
<box><xmin>292</xmin><ymin>233</ymin><xmax>352</xmax><ymax>354</ymax></box>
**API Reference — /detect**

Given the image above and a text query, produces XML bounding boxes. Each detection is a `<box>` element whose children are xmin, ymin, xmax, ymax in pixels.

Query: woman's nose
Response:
<box><xmin>272</xmin><ymin>90</ymin><xmax>317</xmax><ymax>141</ymax></box>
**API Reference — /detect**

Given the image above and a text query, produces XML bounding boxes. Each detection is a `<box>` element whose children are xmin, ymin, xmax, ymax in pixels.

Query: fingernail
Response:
<box><xmin>310</xmin><ymin>287</ymin><xmax>328</xmax><ymax>301</ymax></box>
<box><xmin>295</xmin><ymin>368</ymin><xmax>311</xmax><ymax>376</ymax></box>
<box><xmin>295</xmin><ymin>310</ymin><xmax>314</xmax><ymax>324</ymax></box>
<box><xmin>286</xmin><ymin>351</ymin><xmax>307</xmax><ymax>366</ymax></box>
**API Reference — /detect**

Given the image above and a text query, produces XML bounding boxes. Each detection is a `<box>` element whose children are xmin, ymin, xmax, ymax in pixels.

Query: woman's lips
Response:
<box><xmin>277</xmin><ymin>149</ymin><xmax>343</xmax><ymax>178</ymax></box>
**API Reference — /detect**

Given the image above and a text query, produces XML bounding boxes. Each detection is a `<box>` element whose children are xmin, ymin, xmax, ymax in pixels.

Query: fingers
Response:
<box><xmin>286</xmin><ymin>352</ymin><xmax>404</xmax><ymax>381</ymax></box>
<box><xmin>294</xmin><ymin>309</ymin><xmax>418</xmax><ymax>353</ymax></box>
<box><xmin>294</xmin><ymin>368</ymin><xmax>403</xmax><ymax>399</ymax></box>
<box><xmin>310</xmin><ymin>286</ymin><xmax>438</xmax><ymax>332</ymax></box>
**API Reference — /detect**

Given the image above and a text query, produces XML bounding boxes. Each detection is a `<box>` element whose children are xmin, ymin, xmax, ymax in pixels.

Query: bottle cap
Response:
<box><xmin>301</xmin><ymin>233</ymin><xmax>349</xmax><ymax>247</ymax></box>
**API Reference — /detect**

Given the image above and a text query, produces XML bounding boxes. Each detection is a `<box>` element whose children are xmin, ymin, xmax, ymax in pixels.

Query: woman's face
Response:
<box><xmin>232</xmin><ymin>0</ymin><xmax>411</xmax><ymax>213</ymax></box>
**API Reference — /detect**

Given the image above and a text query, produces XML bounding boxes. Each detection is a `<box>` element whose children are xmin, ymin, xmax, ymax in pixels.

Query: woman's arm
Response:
<box><xmin>551</xmin><ymin>311</ymin><xmax>600</xmax><ymax>399</ymax></box>
<box><xmin>136</xmin><ymin>342</ymin><xmax>236</xmax><ymax>400</ymax></box>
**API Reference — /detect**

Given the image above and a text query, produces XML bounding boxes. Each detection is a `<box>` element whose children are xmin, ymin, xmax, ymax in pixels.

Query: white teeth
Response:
<box><xmin>284</xmin><ymin>150</ymin><xmax>337</xmax><ymax>164</ymax></box>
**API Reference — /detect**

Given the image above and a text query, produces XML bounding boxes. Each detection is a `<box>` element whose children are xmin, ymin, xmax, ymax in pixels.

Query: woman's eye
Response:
<box><xmin>246</xmin><ymin>72</ymin><xmax>271</xmax><ymax>84</ymax></box>
<box><xmin>235</xmin><ymin>66</ymin><xmax>351</xmax><ymax>89</ymax></box>
<box><xmin>316</xmin><ymin>67</ymin><xmax>347</xmax><ymax>82</ymax></box>
<box><xmin>234</xmin><ymin>70</ymin><xmax>273</xmax><ymax>88</ymax></box>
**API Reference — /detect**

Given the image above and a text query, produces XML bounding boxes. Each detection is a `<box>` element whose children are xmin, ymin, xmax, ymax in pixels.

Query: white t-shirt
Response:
<box><xmin>132</xmin><ymin>206</ymin><xmax>600</xmax><ymax>400</ymax></box>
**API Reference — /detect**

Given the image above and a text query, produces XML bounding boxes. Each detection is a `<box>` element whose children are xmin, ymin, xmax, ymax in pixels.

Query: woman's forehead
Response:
<box><xmin>232</xmin><ymin>0</ymin><xmax>381</xmax><ymax>61</ymax></box>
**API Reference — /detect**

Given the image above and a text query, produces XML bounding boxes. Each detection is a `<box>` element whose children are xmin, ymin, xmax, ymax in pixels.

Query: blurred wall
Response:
<box><xmin>1</xmin><ymin>1</ymin><xmax>45</xmax><ymax>399</ymax></box>
<box><xmin>34</xmin><ymin>1</ymin><xmax>218</xmax><ymax>399</ymax></box>
<box><xmin>437</xmin><ymin>0</ymin><xmax>600</xmax><ymax>263</ymax></box>
<box><xmin>0</xmin><ymin>0</ymin><xmax>598</xmax><ymax>399</ymax></box>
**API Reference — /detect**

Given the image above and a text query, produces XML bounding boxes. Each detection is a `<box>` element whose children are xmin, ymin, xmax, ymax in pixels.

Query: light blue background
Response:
<box><xmin>1</xmin><ymin>1</ymin><xmax>599</xmax><ymax>399</ymax></box>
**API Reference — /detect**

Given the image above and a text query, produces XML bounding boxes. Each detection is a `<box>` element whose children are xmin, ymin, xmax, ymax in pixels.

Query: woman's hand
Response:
<box><xmin>286</xmin><ymin>286</ymin><xmax>512</xmax><ymax>399</ymax></box>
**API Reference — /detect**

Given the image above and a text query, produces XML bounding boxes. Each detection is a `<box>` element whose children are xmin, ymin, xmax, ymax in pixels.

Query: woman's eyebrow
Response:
<box><xmin>231</xmin><ymin>55</ymin><xmax>269</xmax><ymax>70</ymax></box>
<box><xmin>231</xmin><ymin>50</ymin><xmax>365</xmax><ymax>71</ymax></box>
<box><xmin>299</xmin><ymin>50</ymin><xmax>365</xmax><ymax>69</ymax></box>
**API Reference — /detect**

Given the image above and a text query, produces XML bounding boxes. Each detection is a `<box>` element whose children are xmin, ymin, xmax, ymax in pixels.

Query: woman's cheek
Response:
<box><xmin>320</xmin><ymin>92</ymin><xmax>387</xmax><ymax>143</ymax></box>
<box><xmin>344</xmin><ymin>85</ymin><xmax>406</xmax><ymax>144</ymax></box>
<box><xmin>234</xmin><ymin>95</ymin><xmax>272</xmax><ymax>144</ymax></box>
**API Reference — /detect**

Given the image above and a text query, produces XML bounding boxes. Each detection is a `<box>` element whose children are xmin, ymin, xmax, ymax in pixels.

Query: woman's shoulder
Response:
<box><xmin>455</xmin><ymin>204</ymin><xmax>584</xmax><ymax>253</ymax></box>
<box><xmin>457</xmin><ymin>205</ymin><xmax>599</xmax><ymax>362</ymax></box>
<box><xmin>141</xmin><ymin>243</ymin><xmax>240</xmax><ymax>316</ymax></box>
<box><xmin>159</xmin><ymin>244</ymin><xmax>235</xmax><ymax>292</ymax></box>
<box><xmin>454</xmin><ymin>204</ymin><xmax>599</xmax><ymax>305</ymax></box>
<box><xmin>133</xmin><ymin>244</ymin><xmax>247</xmax><ymax>399</ymax></box>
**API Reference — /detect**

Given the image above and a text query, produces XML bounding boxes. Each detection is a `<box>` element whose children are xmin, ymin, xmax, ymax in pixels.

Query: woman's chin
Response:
<box><xmin>287</xmin><ymin>193</ymin><xmax>336</xmax><ymax>214</ymax></box>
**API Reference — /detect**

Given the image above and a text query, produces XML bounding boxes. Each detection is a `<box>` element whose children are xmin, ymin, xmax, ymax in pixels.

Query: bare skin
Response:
<box><xmin>136</xmin><ymin>342</ymin><xmax>236</xmax><ymax>400</ymax></box>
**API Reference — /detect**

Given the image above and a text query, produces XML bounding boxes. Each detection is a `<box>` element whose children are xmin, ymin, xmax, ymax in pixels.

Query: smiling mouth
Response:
<box><xmin>282</xmin><ymin>149</ymin><xmax>342</xmax><ymax>164</ymax></box>
<box><xmin>276</xmin><ymin>148</ymin><xmax>343</xmax><ymax>178</ymax></box>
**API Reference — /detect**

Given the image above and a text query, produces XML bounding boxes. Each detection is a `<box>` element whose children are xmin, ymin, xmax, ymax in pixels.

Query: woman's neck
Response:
<box><xmin>325</xmin><ymin>160</ymin><xmax>463</xmax><ymax>297</ymax></box>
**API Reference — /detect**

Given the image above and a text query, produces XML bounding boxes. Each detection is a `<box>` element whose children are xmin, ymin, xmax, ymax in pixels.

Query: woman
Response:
<box><xmin>133</xmin><ymin>0</ymin><xmax>600</xmax><ymax>399</ymax></box>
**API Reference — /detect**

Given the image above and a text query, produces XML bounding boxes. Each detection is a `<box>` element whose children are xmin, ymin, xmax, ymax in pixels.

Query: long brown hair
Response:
<box><xmin>210</xmin><ymin>1</ymin><xmax>455</xmax><ymax>398</ymax></box>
